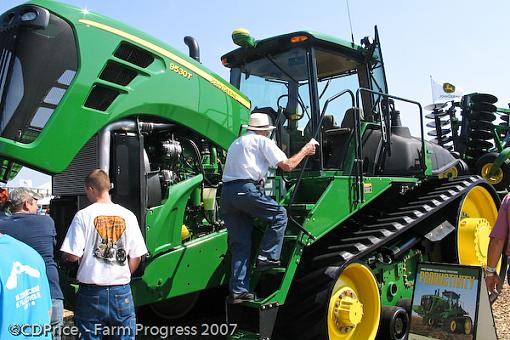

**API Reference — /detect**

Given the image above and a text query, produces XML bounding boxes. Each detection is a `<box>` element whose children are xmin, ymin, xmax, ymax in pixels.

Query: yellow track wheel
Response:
<box><xmin>457</xmin><ymin>185</ymin><xmax>500</xmax><ymax>270</ymax></box>
<box><xmin>327</xmin><ymin>263</ymin><xmax>380</xmax><ymax>340</ymax></box>
<box><xmin>464</xmin><ymin>317</ymin><xmax>472</xmax><ymax>335</ymax></box>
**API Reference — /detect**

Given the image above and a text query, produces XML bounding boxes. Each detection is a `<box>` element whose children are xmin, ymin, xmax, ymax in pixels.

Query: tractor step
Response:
<box><xmin>262</xmin><ymin>267</ymin><xmax>287</xmax><ymax>274</ymax></box>
<box><xmin>289</xmin><ymin>203</ymin><xmax>315</xmax><ymax>211</ymax></box>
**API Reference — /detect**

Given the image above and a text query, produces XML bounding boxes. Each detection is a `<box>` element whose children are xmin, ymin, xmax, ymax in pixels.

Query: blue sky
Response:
<box><xmin>2</xmin><ymin>0</ymin><xmax>510</xmax><ymax>186</ymax></box>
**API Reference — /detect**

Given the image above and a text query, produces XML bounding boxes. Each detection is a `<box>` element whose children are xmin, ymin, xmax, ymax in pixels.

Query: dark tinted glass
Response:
<box><xmin>0</xmin><ymin>10</ymin><xmax>77</xmax><ymax>143</ymax></box>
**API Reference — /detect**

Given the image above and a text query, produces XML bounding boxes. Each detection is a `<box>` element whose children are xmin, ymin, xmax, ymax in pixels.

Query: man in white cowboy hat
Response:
<box><xmin>221</xmin><ymin>110</ymin><xmax>316</xmax><ymax>303</ymax></box>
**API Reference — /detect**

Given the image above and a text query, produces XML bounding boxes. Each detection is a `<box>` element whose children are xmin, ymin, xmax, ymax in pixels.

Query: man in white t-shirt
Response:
<box><xmin>61</xmin><ymin>169</ymin><xmax>148</xmax><ymax>339</ymax></box>
<box><xmin>221</xmin><ymin>111</ymin><xmax>316</xmax><ymax>304</ymax></box>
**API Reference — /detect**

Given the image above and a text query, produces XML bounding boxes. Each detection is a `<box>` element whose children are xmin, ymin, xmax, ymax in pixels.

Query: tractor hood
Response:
<box><xmin>0</xmin><ymin>1</ymin><xmax>250</xmax><ymax>181</ymax></box>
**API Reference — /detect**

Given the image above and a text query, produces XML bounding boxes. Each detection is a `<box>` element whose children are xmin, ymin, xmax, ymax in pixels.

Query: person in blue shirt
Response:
<box><xmin>0</xmin><ymin>232</ymin><xmax>52</xmax><ymax>339</ymax></box>
<box><xmin>0</xmin><ymin>188</ymin><xmax>64</xmax><ymax>339</ymax></box>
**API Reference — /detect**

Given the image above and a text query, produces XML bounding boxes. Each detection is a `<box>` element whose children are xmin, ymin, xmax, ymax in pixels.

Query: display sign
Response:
<box><xmin>408</xmin><ymin>262</ymin><xmax>496</xmax><ymax>340</ymax></box>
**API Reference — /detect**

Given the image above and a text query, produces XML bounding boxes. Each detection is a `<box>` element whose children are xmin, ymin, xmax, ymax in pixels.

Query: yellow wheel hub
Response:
<box><xmin>481</xmin><ymin>163</ymin><xmax>504</xmax><ymax>185</ymax></box>
<box><xmin>457</xmin><ymin>186</ymin><xmax>500</xmax><ymax>270</ymax></box>
<box><xmin>332</xmin><ymin>288</ymin><xmax>364</xmax><ymax>330</ymax></box>
<box><xmin>459</xmin><ymin>218</ymin><xmax>491</xmax><ymax>264</ymax></box>
<box><xmin>327</xmin><ymin>263</ymin><xmax>380</xmax><ymax>340</ymax></box>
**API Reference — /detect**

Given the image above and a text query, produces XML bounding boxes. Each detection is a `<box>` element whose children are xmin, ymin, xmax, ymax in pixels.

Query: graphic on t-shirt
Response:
<box><xmin>93</xmin><ymin>216</ymin><xmax>127</xmax><ymax>264</ymax></box>
<box><xmin>15</xmin><ymin>284</ymin><xmax>42</xmax><ymax>310</ymax></box>
<box><xmin>6</xmin><ymin>261</ymin><xmax>41</xmax><ymax>289</ymax></box>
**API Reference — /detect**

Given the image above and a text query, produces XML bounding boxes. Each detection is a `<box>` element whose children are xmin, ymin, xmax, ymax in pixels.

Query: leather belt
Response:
<box><xmin>224</xmin><ymin>179</ymin><xmax>262</xmax><ymax>185</ymax></box>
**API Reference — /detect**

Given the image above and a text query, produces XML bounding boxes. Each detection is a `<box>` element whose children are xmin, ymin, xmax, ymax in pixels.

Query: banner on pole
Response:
<box><xmin>431</xmin><ymin>77</ymin><xmax>464</xmax><ymax>103</ymax></box>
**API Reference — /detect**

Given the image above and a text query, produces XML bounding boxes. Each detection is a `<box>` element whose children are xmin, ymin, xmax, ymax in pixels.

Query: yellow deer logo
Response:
<box><xmin>443</xmin><ymin>83</ymin><xmax>455</xmax><ymax>93</ymax></box>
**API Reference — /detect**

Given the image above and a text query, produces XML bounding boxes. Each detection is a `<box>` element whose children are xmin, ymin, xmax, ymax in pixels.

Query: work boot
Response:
<box><xmin>255</xmin><ymin>257</ymin><xmax>281</xmax><ymax>271</ymax></box>
<box><xmin>227</xmin><ymin>292</ymin><xmax>257</xmax><ymax>304</ymax></box>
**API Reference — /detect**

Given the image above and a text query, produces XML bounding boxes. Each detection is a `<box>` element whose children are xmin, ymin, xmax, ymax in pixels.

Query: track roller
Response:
<box><xmin>377</xmin><ymin>306</ymin><xmax>409</xmax><ymax>340</ymax></box>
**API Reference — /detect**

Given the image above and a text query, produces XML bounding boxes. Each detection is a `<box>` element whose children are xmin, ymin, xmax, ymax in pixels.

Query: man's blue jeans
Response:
<box><xmin>51</xmin><ymin>299</ymin><xmax>64</xmax><ymax>340</ymax></box>
<box><xmin>221</xmin><ymin>181</ymin><xmax>287</xmax><ymax>294</ymax></box>
<box><xmin>74</xmin><ymin>284</ymin><xmax>136</xmax><ymax>340</ymax></box>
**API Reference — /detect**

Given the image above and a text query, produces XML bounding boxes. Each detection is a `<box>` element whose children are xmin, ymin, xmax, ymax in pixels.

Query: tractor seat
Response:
<box><xmin>323</xmin><ymin>107</ymin><xmax>357</xmax><ymax>136</ymax></box>
<box><xmin>323</xmin><ymin>127</ymin><xmax>351</xmax><ymax>136</ymax></box>
<box><xmin>323</xmin><ymin>108</ymin><xmax>359</xmax><ymax>169</ymax></box>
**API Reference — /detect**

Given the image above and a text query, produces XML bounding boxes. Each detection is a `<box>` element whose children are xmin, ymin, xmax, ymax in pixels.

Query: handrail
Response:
<box><xmin>356</xmin><ymin>88</ymin><xmax>426</xmax><ymax>185</ymax></box>
<box><xmin>286</xmin><ymin>89</ymin><xmax>356</xmax><ymax>240</ymax></box>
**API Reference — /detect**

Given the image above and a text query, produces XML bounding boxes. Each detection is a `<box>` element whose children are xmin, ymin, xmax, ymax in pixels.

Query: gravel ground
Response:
<box><xmin>492</xmin><ymin>282</ymin><xmax>510</xmax><ymax>339</ymax></box>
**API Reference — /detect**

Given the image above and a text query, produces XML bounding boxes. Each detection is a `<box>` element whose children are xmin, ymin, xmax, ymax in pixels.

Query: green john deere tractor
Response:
<box><xmin>0</xmin><ymin>2</ymin><xmax>505</xmax><ymax>339</ymax></box>
<box><xmin>413</xmin><ymin>290</ymin><xmax>473</xmax><ymax>335</ymax></box>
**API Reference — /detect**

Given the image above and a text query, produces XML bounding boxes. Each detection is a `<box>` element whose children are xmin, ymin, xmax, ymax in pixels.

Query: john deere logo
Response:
<box><xmin>443</xmin><ymin>83</ymin><xmax>455</xmax><ymax>93</ymax></box>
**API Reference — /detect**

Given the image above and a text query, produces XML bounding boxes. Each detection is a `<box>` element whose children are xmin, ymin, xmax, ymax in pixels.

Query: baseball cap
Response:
<box><xmin>9</xmin><ymin>188</ymin><xmax>42</xmax><ymax>208</ymax></box>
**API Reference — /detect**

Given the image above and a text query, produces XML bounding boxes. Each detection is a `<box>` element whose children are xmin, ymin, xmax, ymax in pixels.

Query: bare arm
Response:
<box><xmin>278</xmin><ymin>142</ymin><xmax>316</xmax><ymax>172</ymax></box>
<box><xmin>61</xmin><ymin>252</ymin><xmax>80</xmax><ymax>263</ymax></box>
<box><xmin>128</xmin><ymin>256</ymin><xmax>141</xmax><ymax>274</ymax></box>
<box><xmin>485</xmin><ymin>237</ymin><xmax>505</xmax><ymax>294</ymax></box>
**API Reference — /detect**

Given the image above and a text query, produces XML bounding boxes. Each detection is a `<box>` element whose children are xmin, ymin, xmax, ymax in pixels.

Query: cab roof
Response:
<box><xmin>221</xmin><ymin>30</ymin><xmax>366</xmax><ymax>69</ymax></box>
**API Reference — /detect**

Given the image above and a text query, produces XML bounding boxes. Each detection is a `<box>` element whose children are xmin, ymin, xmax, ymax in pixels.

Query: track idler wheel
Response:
<box><xmin>475</xmin><ymin>152</ymin><xmax>510</xmax><ymax>191</ymax></box>
<box><xmin>327</xmin><ymin>263</ymin><xmax>380</xmax><ymax>340</ymax></box>
<box><xmin>457</xmin><ymin>185</ymin><xmax>501</xmax><ymax>270</ymax></box>
<box><xmin>377</xmin><ymin>306</ymin><xmax>409</xmax><ymax>340</ymax></box>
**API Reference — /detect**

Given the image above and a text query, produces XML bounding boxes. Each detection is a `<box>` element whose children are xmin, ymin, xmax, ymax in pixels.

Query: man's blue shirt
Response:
<box><xmin>0</xmin><ymin>214</ymin><xmax>63</xmax><ymax>300</ymax></box>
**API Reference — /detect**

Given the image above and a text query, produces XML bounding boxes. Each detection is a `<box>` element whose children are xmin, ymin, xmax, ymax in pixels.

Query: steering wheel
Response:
<box><xmin>277</xmin><ymin>94</ymin><xmax>306</xmax><ymax>120</ymax></box>
<box><xmin>275</xmin><ymin>95</ymin><xmax>309</xmax><ymax>186</ymax></box>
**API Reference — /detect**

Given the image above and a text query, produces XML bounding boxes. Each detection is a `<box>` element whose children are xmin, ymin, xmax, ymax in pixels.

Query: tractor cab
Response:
<box><xmin>420</xmin><ymin>295</ymin><xmax>433</xmax><ymax>312</ymax></box>
<box><xmin>222</xmin><ymin>28</ymin><xmax>458</xmax><ymax>180</ymax></box>
<box><xmin>222</xmin><ymin>28</ymin><xmax>387</xmax><ymax>173</ymax></box>
<box><xmin>442</xmin><ymin>290</ymin><xmax>461</xmax><ymax>308</ymax></box>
